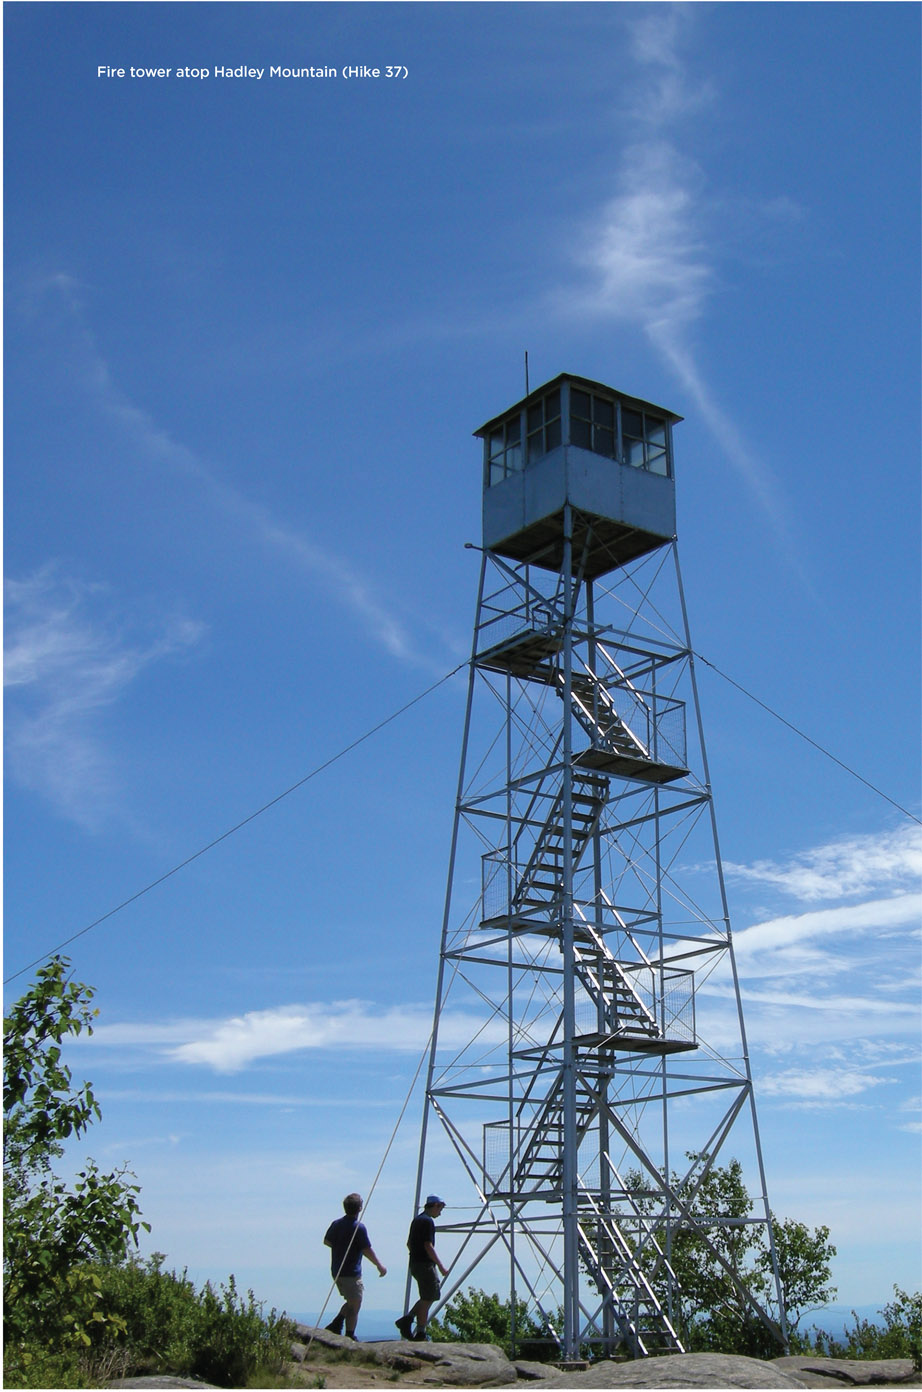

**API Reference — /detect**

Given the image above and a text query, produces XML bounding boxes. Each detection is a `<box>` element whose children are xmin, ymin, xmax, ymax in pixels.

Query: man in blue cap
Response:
<box><xmin>395</xmin><ymin>1195</ymin><xmax>448</xmax><ymax>1341</ymax></box>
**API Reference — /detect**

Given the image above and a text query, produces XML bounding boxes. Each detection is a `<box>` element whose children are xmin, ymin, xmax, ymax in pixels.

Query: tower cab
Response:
<box><xmin>476</xmin><ymin>374</ymin><xmax>681</xmax><ymax>578</ymax></box>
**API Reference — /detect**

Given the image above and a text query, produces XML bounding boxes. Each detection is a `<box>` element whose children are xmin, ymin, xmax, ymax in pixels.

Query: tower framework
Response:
<box><xmin>413</xmin><ymin>376</ymin><xmax>785</xmax><ymax>1361</ymax></box>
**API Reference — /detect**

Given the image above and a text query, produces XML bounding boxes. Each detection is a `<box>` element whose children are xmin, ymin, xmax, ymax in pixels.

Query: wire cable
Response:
<box><xmin>3</xmin><ymin>661</ymin><xmax>468</xmax><ymax>986</ymax></box>
<box><xmin>306</xmin><ymin>1026</ymin><xmax>434</xmax><ymax>1352</ymax></box>
<box><xmin>6</xmin><ymin>645</ymin><xmax>917</xmax><ymax>987</ymax></box>
<box><xmin>694</xmin><ymin>651</ymin><xmax>921</xmax><ymax>826</ymax></box>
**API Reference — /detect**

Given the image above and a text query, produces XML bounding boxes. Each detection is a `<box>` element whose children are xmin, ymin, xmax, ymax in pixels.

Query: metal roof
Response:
<box><xmin>474</xmin><ymin>372</ymin><xmax>683</xmax><ymax>437</ymax></box>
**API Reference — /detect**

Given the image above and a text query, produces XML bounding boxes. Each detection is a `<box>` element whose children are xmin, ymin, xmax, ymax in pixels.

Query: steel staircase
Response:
<box><xmin>513</xmin><ymin>771</ymin><xmax>609</xmax><ymax>910</ymax></box>
<box><xmin>563</xmin><ymin>670</ymin><xmax>650</xmax><ymax>760</ymax></box>
<box><xmin>513</xmin><ymin>1086</ymin><xmax>600</xmax><ymax>1191</ymax></box>
<box><xmin>480</xmin><ymin>620</ymin><xmax>686</xmax><ymax>784</ymax></box>
<box><xmin>578</xmin><ymin>1206</ymin><xmax>684</xmax><ymax>1356</ymax></box>
<box><xmin>572</xmin><ymin>925</ymin><xmax>661</xmax><ymax>1047</ymax></box>
<box><xmin>557</xmin><ymin>661</ymin><xmax>686</xmax><ymax>782</ymax></box>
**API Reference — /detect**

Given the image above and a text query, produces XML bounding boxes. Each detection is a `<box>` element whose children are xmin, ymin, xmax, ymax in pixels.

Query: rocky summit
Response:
<box><xmin>107</xmin><ymin>1332</ymin><xmax>921</xmax><ymax>1389</ymax></box>
<box><xmin>506</xmin><ymin>1353</ymin><xmax>808</xmax><ymax>1387</ymax></box>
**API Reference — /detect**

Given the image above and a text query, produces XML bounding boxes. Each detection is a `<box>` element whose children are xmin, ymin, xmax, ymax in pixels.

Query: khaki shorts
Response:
<box><xmin>409</xmin><ymin>1260</ymin><xmax>441</xmax><ymax>1302</ymax></box>
<box><xmin>335</xmin><ymin>1275</ymin><xmax>364</xmax><ymax>1302</ymax></box>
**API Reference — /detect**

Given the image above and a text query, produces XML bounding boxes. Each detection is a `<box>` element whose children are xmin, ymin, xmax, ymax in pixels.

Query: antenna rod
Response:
<box><xmin>524</xmin><ymin>351</ymin><xmax>529</xmax><ymax>396</ymax></box>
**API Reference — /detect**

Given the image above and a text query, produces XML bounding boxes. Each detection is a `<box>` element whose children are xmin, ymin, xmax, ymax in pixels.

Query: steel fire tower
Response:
<box><xmin>413</xmin><ymin>376</ymin><xmax>784</xmax><ymax>1361</ymax></box>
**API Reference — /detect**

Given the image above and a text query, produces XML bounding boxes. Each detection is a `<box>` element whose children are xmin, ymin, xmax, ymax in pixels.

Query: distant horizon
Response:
<box><xmin>287</xmin><ymin>1300</ymin><xmax>906</xmax><ymax>1346</ymax></box>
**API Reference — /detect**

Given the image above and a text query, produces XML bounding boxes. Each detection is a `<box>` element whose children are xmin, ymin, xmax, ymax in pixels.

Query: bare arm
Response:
<box><xmin>361</xmin><ymin>1245</ymin><xmax>387</xmax><ymax>1276</ymax></box>
<box><xmin>424</xmin><ymin>1240</ymin><xmax>448</xmax><ymax>1276</ymax></box>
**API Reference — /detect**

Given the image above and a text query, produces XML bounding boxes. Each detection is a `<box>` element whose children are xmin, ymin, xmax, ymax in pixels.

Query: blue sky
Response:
<box><xmin>4</xmin><ymin>1</ymin><xmax>920</xmax><ymax>1332</ymax></box>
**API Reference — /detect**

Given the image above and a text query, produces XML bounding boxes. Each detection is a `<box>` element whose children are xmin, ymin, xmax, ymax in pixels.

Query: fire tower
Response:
<box><xmin>412</xmin><ymin>375</ymin><xmax>784</xmax><ymax>1361</ymax></box>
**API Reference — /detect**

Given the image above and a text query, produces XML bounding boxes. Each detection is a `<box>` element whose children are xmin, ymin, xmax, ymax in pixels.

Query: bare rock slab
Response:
<box><xmin>371</xmin><ymin>1339</ymin><xmax>517</xmax><ymax>1386</ymax></box>
<box><xmin>291</xmin><ymin>1322</ymin><xmax>352</xmax><ymax>1350</ymax></box>
<box><xmin>107</xmin><ymin>1381</ymin><xmax>219</xmax><ymax>1390</ymax></box>
<box><xmin>507</xmin><ymin>1353</ymin><xmax>810</xmax><ymax>1388</ymax></box>
<box><xmin>291</xmin><ymin>1328</ymin><xmax>519</xmax><ymax>1385</ymax></box>
<box><xmin>514</xmin><ymin>1360</ymin><xmax>571</xmax><ymax>1381</ymax></box>
<box><xmin>774</xmin><ymin>1357</ymin><xmax>920</xmax><ymax>1387</ymax></box>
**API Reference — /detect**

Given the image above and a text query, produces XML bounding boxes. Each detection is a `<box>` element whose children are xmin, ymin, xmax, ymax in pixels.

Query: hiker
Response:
<box><xmin>323</xmin><ymin>1193</ymin><xmax>386</xmax><ymax>1340</ymax></box>
<box><xmin>395</xmin><ymin>1195</ymin><xmax>449</xmax><ymax>1341</ymax></box>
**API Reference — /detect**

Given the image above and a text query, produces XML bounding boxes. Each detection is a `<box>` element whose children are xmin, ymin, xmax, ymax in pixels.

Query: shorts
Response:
<box><xmin>409</xmin><ymin>1260</ymin><xmax>441</xmax><ymax>1302</ymax></box>
<box><xmin>334</xmin><ymin>1275</ymin><xmax>364</xmax><ymax>1302</ymax></box>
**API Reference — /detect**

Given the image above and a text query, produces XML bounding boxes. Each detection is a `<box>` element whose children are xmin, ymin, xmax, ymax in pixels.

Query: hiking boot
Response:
<box><xmin>325</xmin><ymin>1317</ymin><xmax>344</xmax><ymax>1335</ymax></box>
<box><xmin>412</xmin><ymin>1330</ymin><xmax>430</xmax><ymax>1342</ymax></box>
<box><xmin>345</xmin><ymin>1332</ymin><xmax>357</xmax><ymax>1341</ymax></box>
<box><xmin>395</xmin><ymin>1315</ymin><xmax>414</xmax><ymax>1339</ymax></box>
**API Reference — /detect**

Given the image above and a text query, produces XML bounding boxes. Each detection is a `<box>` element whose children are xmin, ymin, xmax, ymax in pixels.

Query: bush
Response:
<box><xmin>83</xmin><ymin>1255</ymin><xmax>295</xmax><ymax>1387</ymax></box>
<box><xmin>1</xmin><ymin>1344</ymin><xmax>93</xmax><ymax>1389</ymax></box>
<box><xmin>3</xmin><ymin>963</ymin><xmax>295</xmax><ymax>1388</ymax></box>
<box><xmin>4</xmin><ymin>1253</ymin><xmax>295</xmax><ymax>1388</ymax></box>
<box><xmin>4</xmin><ymin>958</ymin><xmax>148</xmax><ymax>1363</ymax></box>
<box><xmin>804</xmin><ymin>1288</ymin><xmax>922</xmax><ymax>1369</ymax></box>
<box><xmin>429</xmin><ymin>1287</ymin><xmax>542</xmax><ymax>1354</ymax></box>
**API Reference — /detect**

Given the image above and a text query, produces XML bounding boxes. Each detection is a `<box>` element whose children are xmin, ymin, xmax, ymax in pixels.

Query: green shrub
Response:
<box><xmin>805</xmin><ymin>1288</ymin><xmax>922</xmax><ymax>1369</ymax></box>
<box><xmin>4</xmin><ymin>958</ymin><xmax>149</xmax><ymax>1357</ymax></box>
<box><xmin>84</xmin><ymin>1255</ymin><xmax>295</xmax><ymax>1387</ymax></box>
<box><xmin>1</xmin><ymin>1344</ymin><xmax>92</xmax><ymax>1389</ymax></box>
<box><xmin>183</xmin><ymin>1273</ymin><xmax>294</xmax><ymax>1387</ymax></box>
<box><xmin>3</xmin><ymin>963</ymin><xmax>294</xmax><ymax>1388</ymax></box>
<box><xmin>429</xmin><ymin>1287</ymin><xmax>542</xmax><ymax>1354</ymax></box>
<box><xmin>4</xmin><ymin>1255</ymin><xmax>295</xmax><ymax>1388</ymax></box>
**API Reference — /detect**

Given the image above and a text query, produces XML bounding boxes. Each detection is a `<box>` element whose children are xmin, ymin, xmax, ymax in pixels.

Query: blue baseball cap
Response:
<box><xmin>426</xmin><ymin>1195</ymin><xmax>446</xmax><ymax>1207</ymax></box>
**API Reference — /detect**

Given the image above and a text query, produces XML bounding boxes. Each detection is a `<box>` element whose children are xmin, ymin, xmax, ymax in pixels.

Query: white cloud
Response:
<box><xmin>88</xmin><ymin>826</ymin><xmax>920</xmax><ymax>1071</ymax></box>
<box><xmin>759</xmin><ymin>1067</ymin><xmax>891</xmax><ymax>1101</ymax></box>
<box><xmin>625</xmin><ymin>4</ymin><xmax>714</xmax><ymax>127</ymax></box>
<box><xmin>559</xmin><ymin>6</ymin><xmax>799</xmax><ymax>563</ymax></box>
<box><xmin>722</xmin><ymin>829</ymin><xmax>922</xmax><ymax>1025</ymax></box>
<box><xmin>102</xmin><ymin>1089</ymin><xmax>396</xmax><ymax>1108</ymax></box>
<box><xmin>86</xmin><ymin>999</ymin><xmax>506</xmax><ymax>1074</ymax></box>
<box><xmin>697</xmin><ymin>983</ymin><xmax>919</xmax><ymax>1053</ymax></box>
<box><xmin>564</xmin><ymin>8</ymin><xmax>714</xmax><ymax>342</ymax></box>
<box><xmin>31</xmin><ymin>273</ymin><xmax>440</xmax><ymax>670</ymax></box>
<box><xmin>733</xmin><ymin>892</ymin><xmax>921</xmax><ymax>972</ymax></box>
<box><xmin>733</xmin><ymin>984</ymin><xmax>919</xmax><ymax>1020</ymax></box>
<box><xmin>727</xmin><ymin>825</ymin><xmax>922</xmax><ymax>903</ymax></box>
<box><xmin>577</xmin><ymin>141</ymin><xmax>712</xmax><ymax>337</ymax></box>
<box><xmin>4</xmin><ymin>566</ymin><xmax>203</xmax><ymax>827</ymax></box>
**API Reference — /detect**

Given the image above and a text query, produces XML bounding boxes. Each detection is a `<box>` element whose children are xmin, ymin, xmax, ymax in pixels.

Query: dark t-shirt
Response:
<box><xmin>325</xmin><ymin>1215</ymin><xmax>370</xmax><ymax>1279</ymax></box>
<box><xmin>407</xmin><ymin>1212</ymin><xmax>436</xmax><ymax>1263</ymax></box>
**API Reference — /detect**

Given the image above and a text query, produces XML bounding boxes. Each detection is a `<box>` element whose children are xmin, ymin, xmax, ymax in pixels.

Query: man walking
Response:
<box><xmin>324</xmin><ymin>1193</ymin><xmax>386</xmax><ymax>1340</ymax></box>
<box><xmin>395</xmin><ymin>1195</ymin><xmax>448</xmax><ymax>1342</ymax></box>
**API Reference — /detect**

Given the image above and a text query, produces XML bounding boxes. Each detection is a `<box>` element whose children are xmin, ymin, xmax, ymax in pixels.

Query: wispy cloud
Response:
<box><xmin>83</xmin><ymin>826</ymin><xmax>921</xmax><ymax>1079</ymax></box>
<box><xmin>23</xmin><ymin>273</ymin><xmax>444</xmax><ymax>670</ymax></box>
<box><xmin>726</xmin><ymin>825</ymin><xmax>922</xmax><ymax>903</ymax></box>
<box><xmin>4</xmin><ymin>566</ymin><xmax>203</xmax><ymax>828</ymax></box>
<box><xmin>103</xmin><ymin>1089</ymin><xmax>397</xmax><ymax>1108</ymax></box>
<box><xmin>562</xmin><ymin>5</ymin><xmax>800</xmax><ymax>555</ymax></box>
<box><xmin>566</xmin><ymin>6</ymin><xmax>715</xmax><ymax>344</ymax></box>
<box><xmin>576</xmin><ymin>139</ymin><xmax>712</xmax><ymax>338</ymax></box>
<box><xmin>625</xmin><ymin>4</ymin><xmax>714</xmax><ymax>129</ymax></box>
<box><xmin>715</xmin><ymin>826</ymin><xmax>922</xmax><ymax>1113</ymax></box>
<box><xmin>724</xmin><ymin>825</ymin><xmax>922</xmax><ymax>986</ymax></box>
<box><xmin>732</xmin><ymin>892</ymin><xmax>921</xmax><ymax>977</ymax></box>
<box><xmin>84</xmin><ymin>999</ymin><xmax>505</xmax><ymax>1074</ymax></box>
<box><xmin>759</xmin><ymin>1066</ymin><xmax>892</xmax><ymax>1102</ymax></box>
<box><xmin>698</xmin><ymin>980</ymin><xmax>919</xmax><ymax>1054</ymax></box>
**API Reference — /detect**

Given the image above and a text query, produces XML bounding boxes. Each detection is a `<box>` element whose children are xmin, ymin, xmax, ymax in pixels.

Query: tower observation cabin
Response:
<box><xmin>479</xmin><ymin>374</ymin><xmax>681</xmax><ymax>577</ymax></box>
